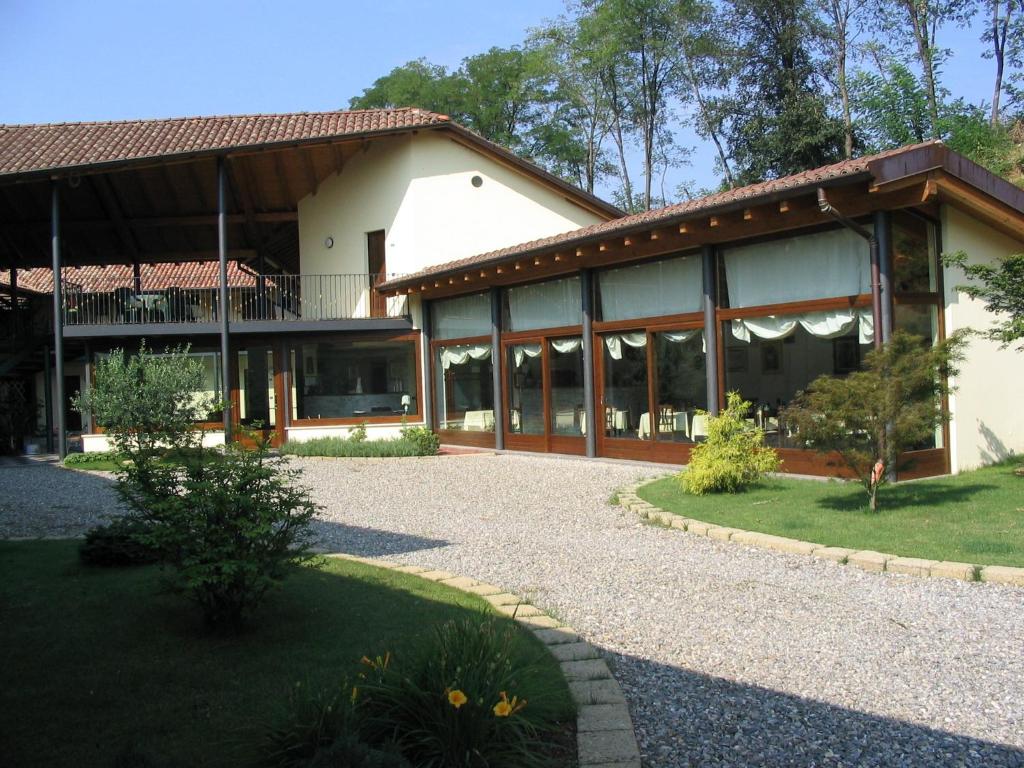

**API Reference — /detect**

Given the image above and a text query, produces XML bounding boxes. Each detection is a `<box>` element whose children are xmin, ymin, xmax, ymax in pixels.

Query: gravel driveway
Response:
<box><xmin>3</xmin><ymin>454</ymin><xmax>1023</xmax><ymax>767</ymax></box>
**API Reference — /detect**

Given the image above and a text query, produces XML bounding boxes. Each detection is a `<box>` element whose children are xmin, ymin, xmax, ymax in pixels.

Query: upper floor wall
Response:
<box><xmin>297</xmin><ymin>132</ymin><xmax>607</xmax><ymax>279</ymax></box>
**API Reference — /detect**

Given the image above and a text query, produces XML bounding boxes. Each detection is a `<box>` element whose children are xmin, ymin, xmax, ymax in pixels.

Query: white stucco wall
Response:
<box><xmin>298</xmin><ymin>131</ymin><xmax>605</xmax><ymax>285</ymax></box>
<box><xmin>941</xmin><ymin>205</ymin><xmax>1024</xmax><ymax>472</ymax></box>
<box><xmin>285</xmin><ymin>422</ymin><xmax>424</xmax><ymax>443</ymax></box>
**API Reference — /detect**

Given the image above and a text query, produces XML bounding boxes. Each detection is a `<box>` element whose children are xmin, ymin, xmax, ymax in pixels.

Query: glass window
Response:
<box><xmin>723</xmin><ymin>227</ymin><xmax>870</xmax><ymax>308</ymax></box>
<box><xmin>506</xmin><ymin>276</ymin><xmax>581</xmax><ymax>331</ymax></box>
<box><xmin>290</xmin><ymin>339</ymin><xmax>417</xmax><ymax>420</ymax></box>
<box><xmin>435</xmin><ymin>343</ymin><xmax>493</xmax><ymax>431</ymax></box>
<box><xmin>507</xmin><ymin>343</ymin><xmax>544</xmax><ymax>435</ymax></box>
<box><xmin>654</xmin><ymin>331</ymin><xmax>707</xmax><ymax>442</ymax></box>
<box><xmin>97</xmin><ymin>349</ymin><xmax>222</xmax><ymax>422</ymax></box>
<box><xmin>723</xmin><ymin>313</ymin><xmax>872</xmax><ymax>447</ymax></box>
<box><xmin>597</xmin><ymin>255</ymin><xmax>702</xmax><ymax>321</ymax></box>
<box><xmin>432</xmin><ymin>292</ymin><xmax>491</xmax><ymax>339</ymax></box>
<box><xmin>894</xmin><ymin>303</ymin><xmax>937</xmax><ymax>345</ymax></box>
<box><xmin>601</xmin><ymin>333</ymin><xmax>649</xmax><ymax>440</ymax></box>
<box><xmin>892</xmin><ymin>212</ymin><xmax>937</xmax><ymax>293</ymax></box>
<box><xmin>239</xmin><ymin>347</ymin><xmax>276</xmax><ymax>427</ymax></box>
<box><xmin>549</xmin><ymin>338</ymin><xmax>585</xmax><ymax>436</ymax></box>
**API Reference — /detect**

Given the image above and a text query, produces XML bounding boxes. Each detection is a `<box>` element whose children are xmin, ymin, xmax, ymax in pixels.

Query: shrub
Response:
<box><xmin>79</xmin><ymin>516</ymin><xmax>159</xmax><ymax>567</ymax></box>
<box><xmin>64</xmin><ymin>450</ymin><xmax>122</xmax><ymax>467</ymax></box>
<box><xmin>682</xmin><ymin>392</ymin><xmax>780</xmax><ymax>495</ymax></box>
<box><xmin>356</xmin><ymin>615</ymin><xmax>560</xmax><ymax>768</ymax></box>
<box><xmin>398</xmin><ymin>425</ymin><xmax>440</xmax><ymax>456</ymax></box>
<box><xmin>126</xmin><ymin>437</ymin><xmax>319</xmax><ymax>630</ymax></box>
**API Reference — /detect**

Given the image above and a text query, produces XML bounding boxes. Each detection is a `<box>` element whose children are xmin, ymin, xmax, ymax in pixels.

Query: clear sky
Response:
<box><xmin>0</xmin><ymin>0</ymin><xmax>999</xmax><ymax>198</ymax></box>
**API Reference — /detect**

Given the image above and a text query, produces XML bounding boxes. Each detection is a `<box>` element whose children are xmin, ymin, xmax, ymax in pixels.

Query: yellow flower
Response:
<box><xmin>447</xmin><ymin>689</ymin><xmax>468</xmax><ymax>709</ymax></box>
<box><xmin>493</xmin><ymin>691</ymin><xmax>526</xmax><ymax>717</ymax></box>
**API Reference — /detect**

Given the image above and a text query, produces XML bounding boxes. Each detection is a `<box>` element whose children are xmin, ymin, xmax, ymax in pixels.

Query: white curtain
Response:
<box><xmin>513</xmin><ymin>343</ymin><xmax>543</xmax><ymax>367</ymax></box>
<box><xmin>432</xmin><ymin>292</ymin><xmax>491</xmax><ymax>340</ymax></box>
<box><xmin>723</xmin><ymin>228</ymin><xmax>870</xmax><ymax>308</ymax></box>
<box><xmin>731</xmin><ymin>309</ymin><xmax>874</xmax><ymax>345</ymax></box>
<box><xmin>550</xmin><ymin>338</ymin><xmax>582</xmax><ymax>355</ymax></box>
<box><xmin>599</xmin><ymin>256</ymin><xmax>703</xmax><ymax>321</ymax></box>
<box><xmin>661</xmin><ymin>329</ymin><xmax>706</xmax><ymax>353</ymax></box>
<box><xmin>604</xmin><ymin>332</ymin><xmax>648</xmax><ymax>360</ymax></box>
<box><xmin>440</xmin><ymin>344</ymin><xmax>492</xmax><ymax>369</ymax></box>
<box><xmin>506</xmin><ymin>276</ymin><xmax>581</xmax><ymax>331</ymax></box>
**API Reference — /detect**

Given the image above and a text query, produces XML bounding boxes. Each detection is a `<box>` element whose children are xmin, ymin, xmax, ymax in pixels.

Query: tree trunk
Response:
<box><xmin>681</xmin><ymin>51</ymin><xmax>735</xmax><ymax>187</ymax></box>
<box><xmin>904</xmin><ymin>1</ymin><xmax>942</xmax><ymax>137</ymax></box>
<box><xmin>838</xmin><ymin>36</ymin><xmax>853</xmax><ymax>159</ymax></box>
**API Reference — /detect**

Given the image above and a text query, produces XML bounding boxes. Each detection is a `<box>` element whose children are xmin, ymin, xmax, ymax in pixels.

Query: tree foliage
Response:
<box><xmin>784</xmin><ymin>330</ymin><xmax>967</xmax><ymax>511</ymax></box>
<box><xmin>945</xmin><ymin>248</ymin><xmax>1024</xmax><ymax>348</ymax></box>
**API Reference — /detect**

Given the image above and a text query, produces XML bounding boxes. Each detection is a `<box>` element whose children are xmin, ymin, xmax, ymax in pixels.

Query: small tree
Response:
<box><xmin>72</xmin><ymin>343</ymin><xmax>214</xmax><ymax>461</ymax></box>
<box><xmin>785</xmin><ymin>330</ymin><xmax>967</xmax><ymax>511</ymax></box>
<box><xmin>682</xmin><ymin>392</ymin><xmax>781</xmax><ymax>494</ymax></box>
<box><xmin>944</xmin><ymin>249</ymin><xmax>1024</xmax><ymax>350</ymax></box>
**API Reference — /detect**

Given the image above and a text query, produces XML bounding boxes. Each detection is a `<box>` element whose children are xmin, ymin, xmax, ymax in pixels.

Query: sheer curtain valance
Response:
<box><xmin>440</xmin><ymin>344</ymin><xmax>492</xmax><ymax>369</ymax></box>
<box><xmin>506</xmin><ymin>276</ymin><xmax>581</xmax><ymax>331</ymax></box>
<box><xmin>598</xmin><ymin>255</ymin><xmax>703</xmax><ymax>322</ymax></box>
<box><xmin>731</xmin><ymin>308</ymin><xmax>874</xmax><ymax>345</ymax></box>
<box><xmin>723</xmin><ymin>228</ymin><xmax>870</xmax><ymax>308</ymax></box>
<box><xmin>605</xmin><ymin>329</ymin><xmax>705</xmax><ymax>359</ymax></box>
<box><xmin>432</xmin><ymin>292</ymin><xmax>492</xmax><ymax>340</ymax></box>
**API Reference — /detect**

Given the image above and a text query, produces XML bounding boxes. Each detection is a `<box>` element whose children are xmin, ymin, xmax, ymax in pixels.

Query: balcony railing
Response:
<box><xmin>61</xmin><ymin>273</ymin><xmax>408</xmax><ymax>327</ymax></box>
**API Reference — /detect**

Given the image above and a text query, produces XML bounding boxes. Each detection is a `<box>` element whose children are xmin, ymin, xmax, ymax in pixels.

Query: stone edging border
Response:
<box><xmin>615</xmin><ymin>479</ymin><xmax>1024</xmax><ymax>588</ymax></box>
<box><xmin>322</xmin><ymin>552</ymin><xmax>642</xmax><ymax>768</ymax></box>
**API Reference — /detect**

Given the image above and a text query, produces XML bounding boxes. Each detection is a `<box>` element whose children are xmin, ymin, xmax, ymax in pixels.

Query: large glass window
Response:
<box><xmin>96</xmin><ymin>349</ymin><xmax>223</xmax><ymax>422</ymax></box>
<box><xmin>290</xmin><ymin>339</ymin><xmax>417</xmax><ymax>420</ymax></box>
<box><xmin>723</xmin><ymin>313</ymin><xmax>873</xmax><ymax>446</ymax></box>
<box><xmin>722</xmin><ymin>227</ymin><xmax>870</xmax><ymax>308</ymax></box>
<box><xmin>507</xmin><ymin>343</ymin><xmax>544</xmax><ymax>435</ymax></box>
<box><xmin>549</xmin><ymin>338</ymin><xmax>585</xmax><ymax>437</ymax></box>
<box><xmin>654</xmin><ymin>331</ymin><xmax>707</xmax><ymax>442</ymax></box>
<box><xmin>602</xmin><ymin>333</ymin><xmax>649</xmax><ymax>440</ymax></box>
<box><xmin>239</xmin><ymin>347</ymin><xmax>276</xmax><ymax>427</ymax></box>
<box><xmin>597</xmin><ymin>255</ymin><xmax>702</xmax><ymax>321</ymax></box>
<box><xmin>432</xmin><ymin>292</ymin><xmax>491</xmax><ymax>339</ymax></box>
<box><xmin>505</xmin><ymin>276</ymin><xmax>581</xmax><ymax>331</ymax></box>
<box><xmin>895</xmin><ymin>303</ymin><xmax>942</xmax><ymax>448</ymax></box>
<box><xmin>435</xmin><ymin>343</ymin><xmax>494</xmax><ymax>431</ymax></box>
<box><xmin>892</xmin><ymin>211</ymin><xmax>937</xmax><ymax>293</ymax></box>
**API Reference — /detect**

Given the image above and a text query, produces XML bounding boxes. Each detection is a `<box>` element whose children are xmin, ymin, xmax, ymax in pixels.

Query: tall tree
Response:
<box><xmin>818</xmin><ymin>0</ymin><xmax>867</xmax><ymax>158</ymax></box>
<box><xmin>981</xmin><ymin>0</ymin><xmax>1024</xmax><ymax>125</ymax></box>
<box><xmin>718</xmin><ymin>0</ymin><xmax>845</xmax><ymax>183</ymax></box>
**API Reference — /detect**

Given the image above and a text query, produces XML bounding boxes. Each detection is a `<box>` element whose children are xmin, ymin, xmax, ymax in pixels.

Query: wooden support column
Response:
<box><xmin>421</xmin><ymin>297</ymin><xmax>434</xmax><ymax>430</ymax></box>
<box><xmin>50</xmin><ymin>182</ymin><xmax>67</xmax><ymax>458</ymax></box>
<box><xmin>874</xmin><ymin>210</ymin><xmax>894</xmax><ymax>344</ymax></box>
<box><xmin>581</xmin><ymin>268</ymin><xmax>597</xmax><ymax>457</ymax></box>
<box><xmin>702</xmin><ymin>245</ymin><xmax>720</xmax><ymax>416</ymax></box>
<box><xmin>217</xmin><ymin>157</ymin><xmax>232</xmax><ymax>442</ymax></box>
<box><xmin>490</xmin><ymin>287</ymin><xmax>504</xmax><ymax>451</ymax></box>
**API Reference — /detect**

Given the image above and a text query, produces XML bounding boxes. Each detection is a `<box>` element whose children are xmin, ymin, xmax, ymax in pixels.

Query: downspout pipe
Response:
<box><xmin>816</xmin><ymin>188</ymin><xmax>882</xmax><ymax>350</ymax></box>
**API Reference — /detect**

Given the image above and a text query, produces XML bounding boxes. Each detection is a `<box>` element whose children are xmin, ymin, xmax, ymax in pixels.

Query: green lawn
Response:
<box><xmin>0</xmin><ymin>540</ymin><xmax>572</xmax><ymax>768</ymax></box>
<box><xmin>639</xmin><ymin>458</ymin><xmax>1024</xmax><ymax>566</ymax></box>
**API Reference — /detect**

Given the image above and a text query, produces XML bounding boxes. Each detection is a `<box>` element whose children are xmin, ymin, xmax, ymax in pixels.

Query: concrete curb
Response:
<box><xmin>320</xmin><ymin>551</ymin><xmax>642</xmax><ymax>768</ymax></box>
<box><xmin>615</xmin><ymin>481</ymin><xmax>1024</xmax><ymax>587</ymax></box>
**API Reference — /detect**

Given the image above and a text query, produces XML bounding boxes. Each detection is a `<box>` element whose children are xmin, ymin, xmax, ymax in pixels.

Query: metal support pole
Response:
<box><xmin>51</xmin><ymin>183</ymin><xmax>67</xmax><ymax>458</ymax></box>
<box><xmin>43</xmin><ymin>344</ymin><xmax>53</xmax><ymax>453</ymax></box>
<box><xmin>874</xmin><ymin>210</ymin><xmax>894</xmax><ymax>344</ymax></box>
<box><xmin>581</xmin><ymin>269</ymin><xmax>597</xmax><ymax>457</ymax></box>
<box><xmin>217</xmin><ymin>157</ymin><xmax>232</xmax><ymax>441</ymax></box>
<box><xmin>132</xmin><ymin>260</ymin><xmax>141</xmax><ymax>295</ymax></box>
<box><xmin>701</xmin><ymin>245</ymin><xmax>720</xmax><ymax>416</ymax></box>
<box><xmin>420</xmin><ymin>298</ymin><xmax>434</xmax><ymax>430</ymax></box>
<box><xmin>9</xmin><ymin>266</ymin><xmax>18</xmax><ymax>338</ymax></box>
<box><xmin>490</xmin><ymin>287</ymin><xmax>504</xmax><ymax>451</ymax></box>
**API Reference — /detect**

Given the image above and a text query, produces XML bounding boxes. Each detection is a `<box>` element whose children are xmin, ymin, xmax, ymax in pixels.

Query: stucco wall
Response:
<box><xmin>298</xmin><ymin>131</ymin><xmax>605</xmax><ymax>284</ymax></box>
<box><xmin>941</xmin><ymin>205</ymin><xmax>1024</xmax><ymax>472</ymax></box>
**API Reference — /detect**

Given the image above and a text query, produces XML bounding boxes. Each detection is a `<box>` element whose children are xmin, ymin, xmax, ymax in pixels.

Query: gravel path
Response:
<box><xmin>3</xmin><ymin>454</ymin><xmax>1023</xmax><ymax>767</ymax></box>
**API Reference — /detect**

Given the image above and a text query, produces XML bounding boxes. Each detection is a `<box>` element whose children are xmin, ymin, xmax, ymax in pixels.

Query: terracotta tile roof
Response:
<box><xmin>382</xmin><ymin>141</ymin><xmax>944</xmax><ymax>289</ymax></box>
<box><xmin>1</xmin><ymin>261</ymin><xmax>258</xmax><ymax>293</ymax></box>
<box><xmin>0</xmin><ymin>108</ymin><xmax>450</xmax><ymax>177</ymax></box>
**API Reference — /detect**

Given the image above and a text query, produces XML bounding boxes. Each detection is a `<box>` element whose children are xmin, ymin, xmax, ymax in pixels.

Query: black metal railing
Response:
<box><xmin>60</xmin><ymin>273</ymin><xmax>408</xmax><ymax>326</ymax></box>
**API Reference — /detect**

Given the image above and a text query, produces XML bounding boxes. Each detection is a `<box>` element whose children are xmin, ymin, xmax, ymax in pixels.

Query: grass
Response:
<box><xmin>63</xmin><ymin>451</ymin><xmax>123</xmax><ymax>471</ymax></box>
<box><xmin>279</xmin><ymin>436</ymin><xmax>435</xmax><ymax>458</ymax></box>
<box><xmin>0</xmin><ymin>540</ymin><xmax>572</xmax><ymax>767</ymax></box>
<box><xmin>639</xmin><ymin>457</ymin><xmax>1024</xmax><ymax>566</ymax></box>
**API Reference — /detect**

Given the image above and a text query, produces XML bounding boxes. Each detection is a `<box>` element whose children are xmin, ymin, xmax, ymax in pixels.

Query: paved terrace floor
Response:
<box><xmin>2</xmin><ymin>454</ymin><xmax>1022</xmax><ymax>767</ymax></box>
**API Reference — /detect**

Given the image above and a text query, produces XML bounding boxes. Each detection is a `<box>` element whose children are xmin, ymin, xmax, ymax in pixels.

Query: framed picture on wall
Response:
<box><xmin>726</xmin><ymin>347</ymin><xmax>747</xmax><ymax>373</ymax></box>
<box><xmin>833</xmin><ymin>337</ymin><xmax>861</xmax><ymax>374</ymax></box>
<box><xmin>760</xmin><ymin>342</ymin><xmax>783</xmax><ymax>374</ymax></box>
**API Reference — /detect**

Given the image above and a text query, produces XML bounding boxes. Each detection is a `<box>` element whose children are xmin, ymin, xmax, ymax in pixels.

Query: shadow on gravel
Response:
<box><xmin>310</xmin><ymin>519</ymin><xmax>449</xmax><ymax>558</ymax></box>
<box><xmin>607</xmin><ymin>650</ymin><xmax>1024</xmax><ymax>767</ymax></box>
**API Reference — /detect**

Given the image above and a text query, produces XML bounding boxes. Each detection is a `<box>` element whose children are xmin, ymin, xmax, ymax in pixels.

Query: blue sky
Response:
<box><xmin>0</xmin><ymin>0</ymin><xmax>998</xmax><ymax>197</ymax></box>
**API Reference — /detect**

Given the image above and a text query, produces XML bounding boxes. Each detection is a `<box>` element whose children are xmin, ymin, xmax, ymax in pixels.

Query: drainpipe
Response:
<box><xmin>816</xmin><ymin>188</ymin><xmax>882</xmax><ymax>350</ymax></box>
